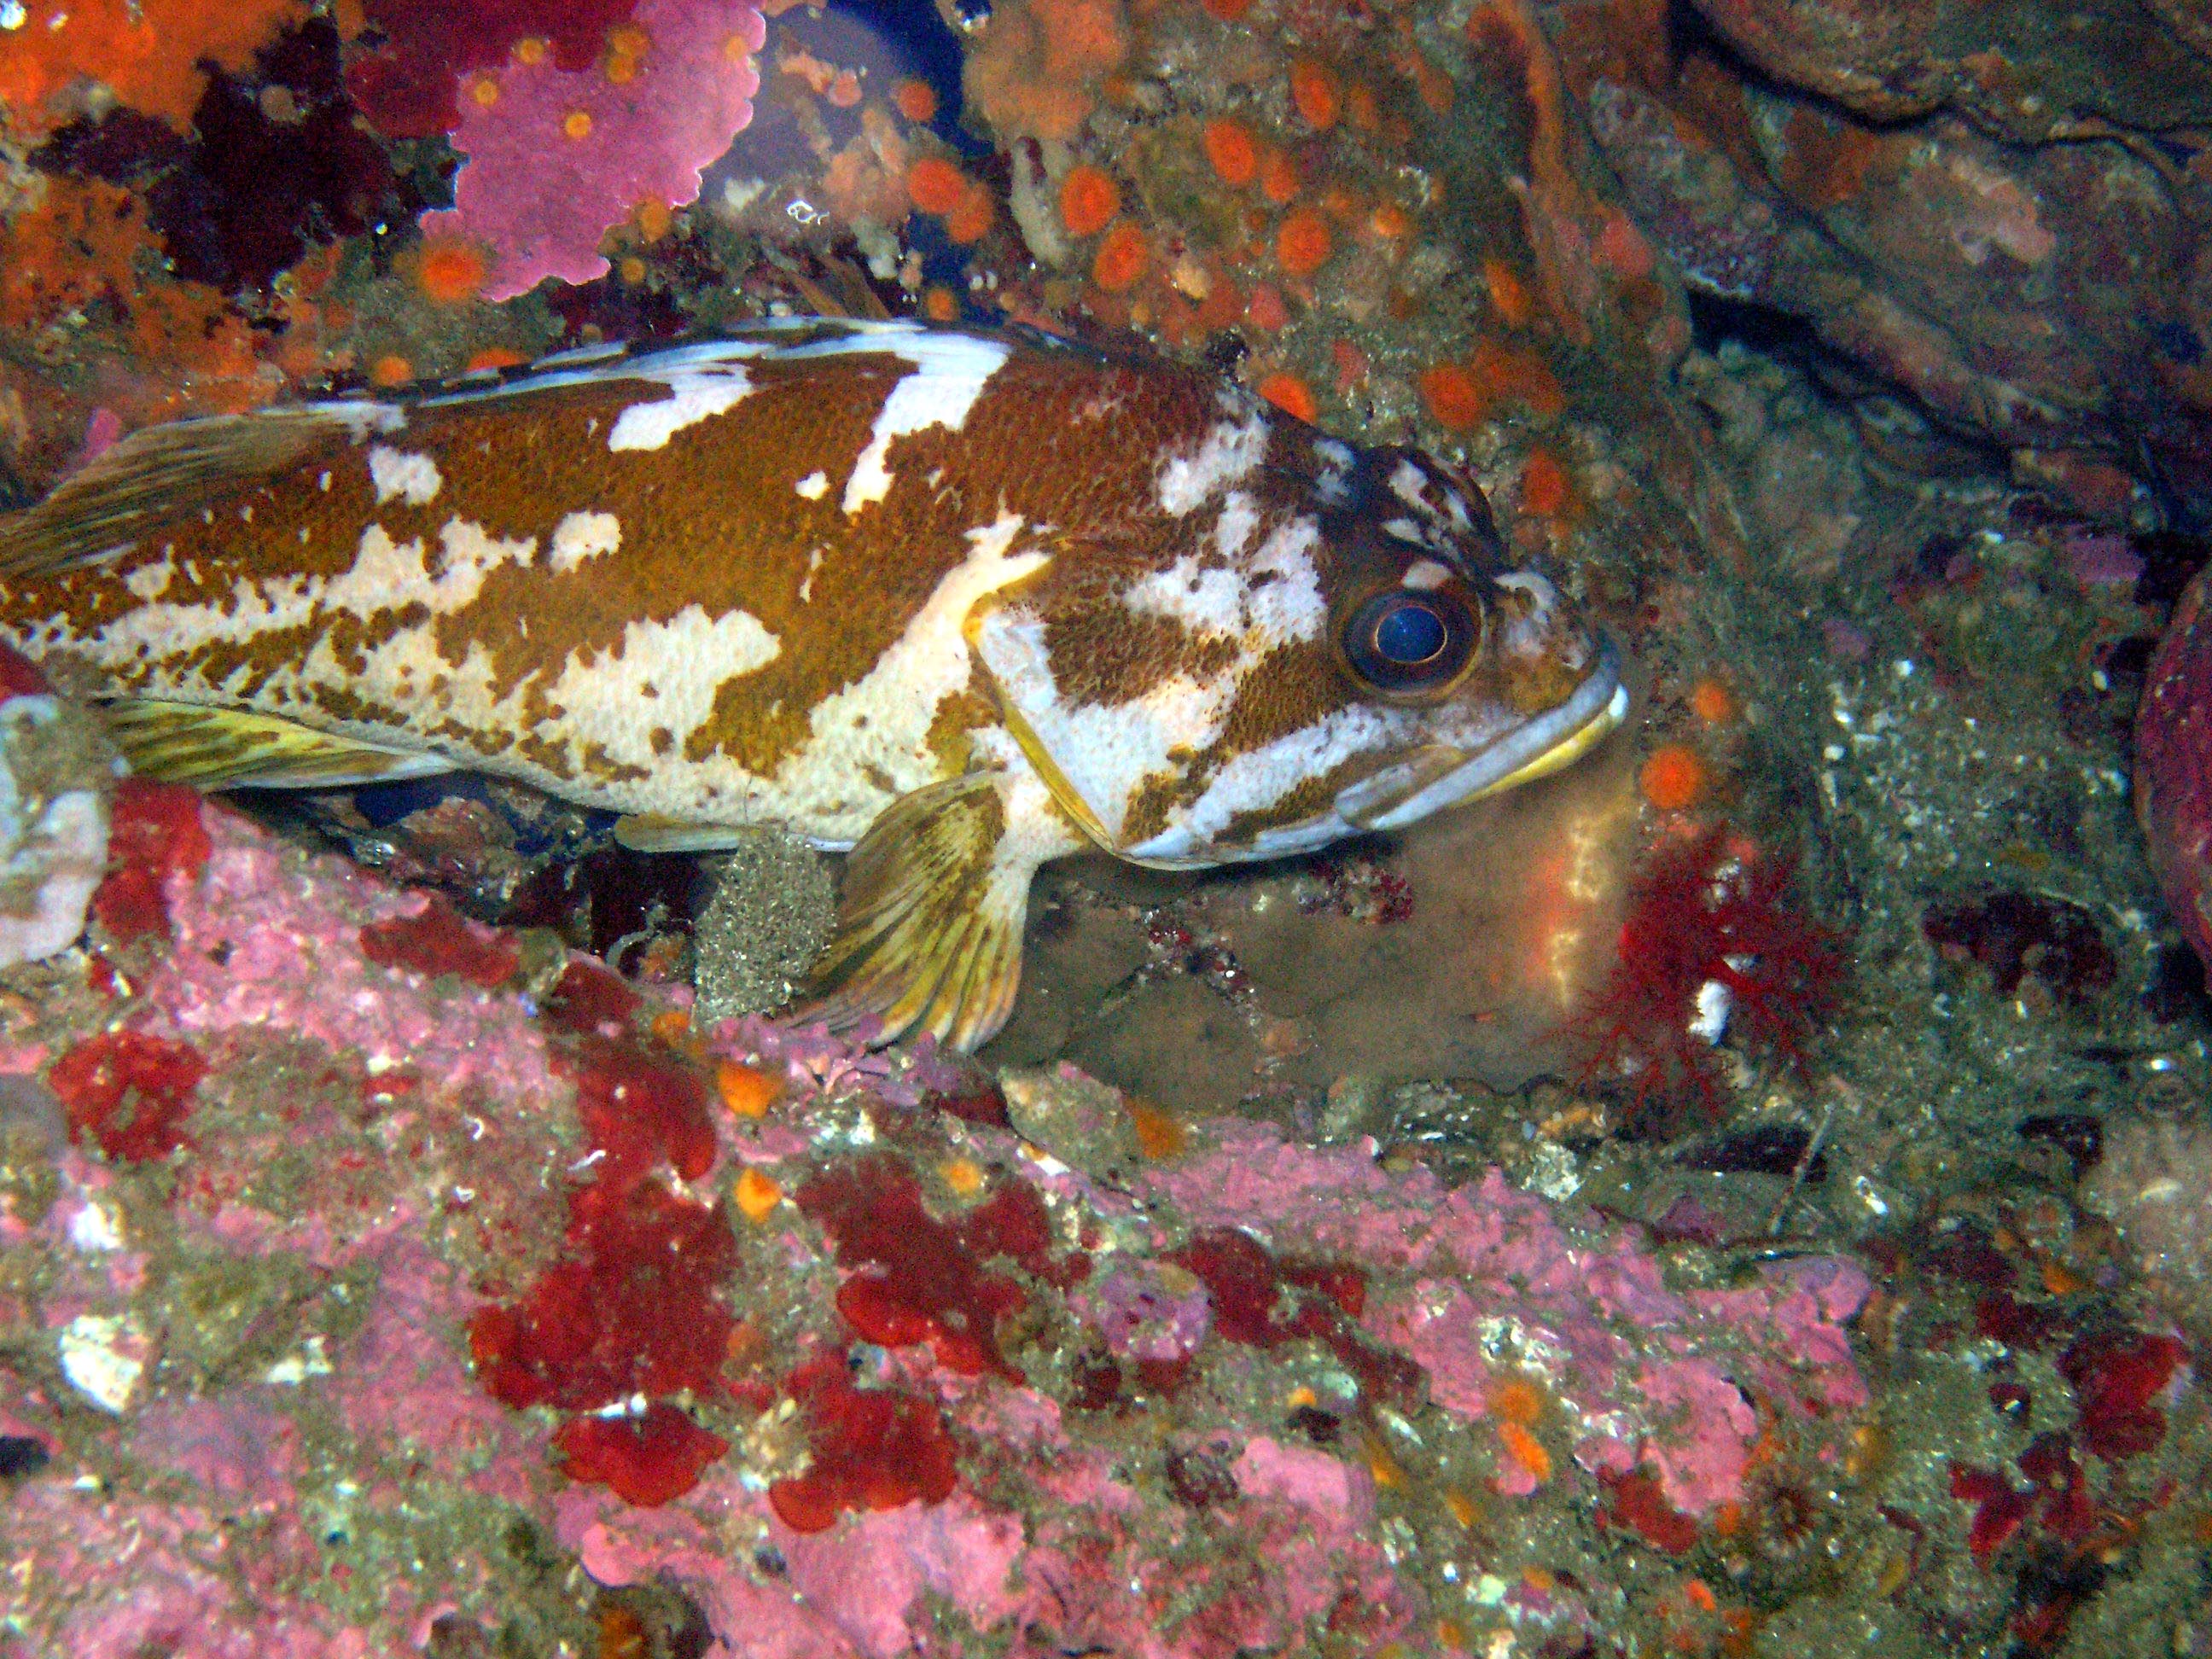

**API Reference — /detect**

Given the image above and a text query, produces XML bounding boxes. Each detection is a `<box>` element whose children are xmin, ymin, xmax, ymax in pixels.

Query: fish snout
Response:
<box><xmin>1336</xmin><ymin>636</ymin><xmax>1627</xmax><ymax>831</ymax></box>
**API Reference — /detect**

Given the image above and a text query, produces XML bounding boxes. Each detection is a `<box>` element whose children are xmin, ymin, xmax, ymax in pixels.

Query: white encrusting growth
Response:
<box><xmin>368</xmin><ymin>445</ymin><xmax>443</xmax><ymax>507</ymax></box>
<box><xmin>836</xmin><ymin>330</ymin><xmax>1013</xmax><ymax>515</ymax></box>
<box><xmin>546</xmin><ymin>510</ymin><xmax>622</xmax><ymax>573</ymax></box>
<box><xmin>608</xmin><ymin>363</ymin><xmax>756</xmax><ymax>451</ymax></box>
<box><xmin>794</xmin><ymin>470</ymin><xmax>830</xmax><ymax>499</ymax></box>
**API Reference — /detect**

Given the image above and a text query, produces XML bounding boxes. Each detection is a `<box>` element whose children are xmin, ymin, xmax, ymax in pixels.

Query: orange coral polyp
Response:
<box><xmin>1091</xmin><ymin>221</ymin><xmax>1150</xmax><ymax>291</ymax></box>
<box><xmin>1691</xmin><ymin>679</ymin><xmax>1738</xmax><ymax>725</ymax></box>
<box><xmin>1369</xmin><ymin>201</ymin><xmax>1414</xmax><ymax>242</ymax></box>
<box><xmin>905</xmin><ymin>156</ymin><xmax>969</xmax><ymax>216</ymax></box>
<box><xmin>943</xmin><ymin>181</ymin><xmax>996</xmax><ymax>245</ymax></box>
<box><xmin>894</xmin><ymin>78</ymin><xmax>938</xmax><ymax>123</ymax></box>
<box><xmin>1057</xmin><ymin>164</ymin><xmax>1121</xmax><ymax>236</ymax></box>
<box><xmin>1491</xmin><ymin>1378</ymin><xmax>1544</xmax><ymax>1425</ymax></box>
<box><xmin>1497</xmin><ymin>1421</ymin><xmax>1553</xmax><ymax>1485</ymax></box>
<box><xmin>1519</xmin><ymin>448</ymin><xmax>1570</xmax><ymax>517</ymax></box>
<box><xmin>1202</xmin><ymin>118</ymin><xmax>1259</xmax><ymax>186</ymax></box>
<box><xmin>1482</xmin><ymin>257</ymin><xmax>1533</xmax><ymax>328</ymax></box>
<box><xmin>1639</xmin><ymin>745</ymin><xmax>1708</xmax><ymax>812</ymax></box>
<box><xmin>715</xmin><ymin>1060</ymin><xmax>778</xmax><ymax>1119</ymax></box>
<box><xmin>1289</xmin><ymin>59</ymin><xmax>1342</xmax><ymax>130</ymax></box>
<box><xmin>1419</xmin><ymin>363</ymin><xmax>1488</xmax><ymax>432</ymax></box>
<box><xmin>1275</xmin><ymin>209</ymin><xmax>1333</xmax><ymax>276</ymax></box>
<box><xmin>415</xmin><ymin>240</ymin><xmax>489</xmax><ymax>306</ymax></box>
<box><xmin>1256</xmin><ymin>371</ymin><xmax>1317</xmax><ymax>424</ymax></box>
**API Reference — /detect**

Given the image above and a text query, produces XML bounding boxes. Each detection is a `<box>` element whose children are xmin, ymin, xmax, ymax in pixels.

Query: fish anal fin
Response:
<box><xmin>1</xmin><ymin>405</ymin><xmax>389</xmax><ymax>580</ymax></box>
<box><xmin>102</xmin><ymin>701</ymin><xmax>454</xmax><ymax>791</ymax></box>
<box><xmin>801</xmin><ymin>771</ymin><xmax>1074</xmax><ymax>1052</ymax></box>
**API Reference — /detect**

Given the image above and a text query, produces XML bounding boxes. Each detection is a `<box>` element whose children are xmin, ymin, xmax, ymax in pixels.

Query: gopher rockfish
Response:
<box><xmin>0</xmin><ymin>318</ymin><xmax>1623</xmax><ymax>1047</ymax></box>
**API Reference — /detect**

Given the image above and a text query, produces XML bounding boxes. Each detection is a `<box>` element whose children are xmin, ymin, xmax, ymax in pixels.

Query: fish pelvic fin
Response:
<box><xmin>801</xmin><ymin>770</ymin><xmax>1070</xmax><ymax>1052</ymax></box>
<box><xmin>102</xmin><ymin>700</ymin><xmax>456</xmax><ymax>790</ymax></box>
<box><xmin>0</xmin><ymin>405</ymin><xmax>392</xmax><ymax>580</ymax></box>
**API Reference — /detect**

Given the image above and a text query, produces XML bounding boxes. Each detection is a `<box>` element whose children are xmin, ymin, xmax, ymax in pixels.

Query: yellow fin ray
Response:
<box><xmin>801</xmin><ymin>771</ymin><xmax>1036</xmax><ymax>1052</ymax></box>
<box><xmin>102</xmin><ymin>701</ymin><xmax>455</xmax><ymax>790</ymax></box>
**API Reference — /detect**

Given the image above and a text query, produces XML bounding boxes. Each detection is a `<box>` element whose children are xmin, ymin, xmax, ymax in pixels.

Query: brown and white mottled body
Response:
<box><xmin>0</xmin><ymin>319</ymin><xmax>1624</xmax><ymax>1046</ymax></box>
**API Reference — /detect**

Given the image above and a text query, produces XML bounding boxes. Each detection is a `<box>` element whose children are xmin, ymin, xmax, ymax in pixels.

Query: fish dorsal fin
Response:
<box><xmin>801</xmin><ymin>771</ymin><xmax>1051</xmax><ymax>1051</ymax></box>
<box><xmin>0</xmin><ymin>405</ymin><xmax>396</xmax><ymax>580</ymax></box>
<box><xmin>102</xmin><ymin>700</ymin><xmax>455</xmax><ymax>791</ymax></box>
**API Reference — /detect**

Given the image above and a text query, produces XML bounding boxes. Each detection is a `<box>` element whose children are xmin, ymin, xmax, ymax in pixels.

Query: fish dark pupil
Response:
<box><xmin>1375</xmin><ymin>602</ymin><xmax>1447</xmax><ymax>664</ymax></box>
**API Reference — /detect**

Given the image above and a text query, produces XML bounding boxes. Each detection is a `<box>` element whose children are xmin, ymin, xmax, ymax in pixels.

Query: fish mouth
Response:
<box><xmin>1336</xmin><ymin>637</ymin><xmax>1628</xmax><ymax>832</ymax></box>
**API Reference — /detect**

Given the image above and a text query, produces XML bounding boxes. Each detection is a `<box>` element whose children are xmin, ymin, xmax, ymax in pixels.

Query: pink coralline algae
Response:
<box><xmin>1074</xmin><ymin>1258</ymin><xmax>1214</xmax><ymax>1363</ymax></box>
<box><xmin>1146</xmin><ymin>1119</ymin><xmax>1871</xmax><ymax>1522</ymax></box>
<box><xmin>416</xmin><ymin>0</ymin><xmax>766</xmax><ymax>299</ymax></box>
<box><xmin>0</xmin><ymin>789</ymin><xmax>1878</xmax><ymax>1656</ymax></box>
<box><xmin>144</xmin><ymin>802</ymin><xmax>561</xmax><ymax>1105</ymax></box>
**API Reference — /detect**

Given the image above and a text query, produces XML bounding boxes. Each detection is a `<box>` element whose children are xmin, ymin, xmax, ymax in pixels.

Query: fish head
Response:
<box><xmin>972</xmin><ymin>419</ymin><xmax>1627</xmax><ymax>868</ymax></box>
<box><xmin>1301</xmin><ymin>443</ymin><xmax>1627</xmax><ymax>841</ymax></box>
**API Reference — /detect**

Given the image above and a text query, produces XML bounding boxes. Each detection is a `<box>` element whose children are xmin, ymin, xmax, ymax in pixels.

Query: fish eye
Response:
<box><xmin>1375</xmin><ymin>602</ymin><xmax>1446</xmax><ymax>664</ymax></box>
<box><xmin>1342</xmin><ymin>589</ymin><xmax>1478</xmax><ymax>696</ymax></box>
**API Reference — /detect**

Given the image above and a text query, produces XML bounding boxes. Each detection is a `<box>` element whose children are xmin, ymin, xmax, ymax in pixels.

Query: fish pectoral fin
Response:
<box><xmin>614</xmin><ymin>813</ymin><xmax>772</xmax><ymax>854</ymax></box>
<box><xmin>800</xmin><ymin>771</ymin><xmax>1053</xmax><ymax>1053</ymax></box>
<box><xmin>101</xmin><ymin>701</ymin><xmax>456</xmax><ymax>790</ymax></box>
<box><xmin>0</xmin><ymin>407</ymin><xmax>371</xmax><ymax>579</ymax></box>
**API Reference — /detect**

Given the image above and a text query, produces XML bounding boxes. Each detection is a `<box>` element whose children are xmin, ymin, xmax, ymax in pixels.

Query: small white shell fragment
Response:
<box><xmin>1688</xmin><ymin>978</ymin><xmax>1732</xmax><ymax>1045</ymax></box>
<box><xmin>263</xmin><ymin>1335</ymin><xmax>334</xmax><ymax>1386</ymax></box>
<box><xmin>59</xmin><ymin>1313</ymin><xmax>148</xmax><ymax>1413</ymax></box>
<box><xmin>67</xmin><ymin>1199</ymin><xmax>124</xmax><ymax>1254</ymax></box>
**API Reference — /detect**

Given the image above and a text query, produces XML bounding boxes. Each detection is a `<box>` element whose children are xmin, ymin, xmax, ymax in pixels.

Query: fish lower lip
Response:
<box><xmin>1342</xmin><ymin>638</ymin><xmax>1627</xmax><ymax>831</ymax></box>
